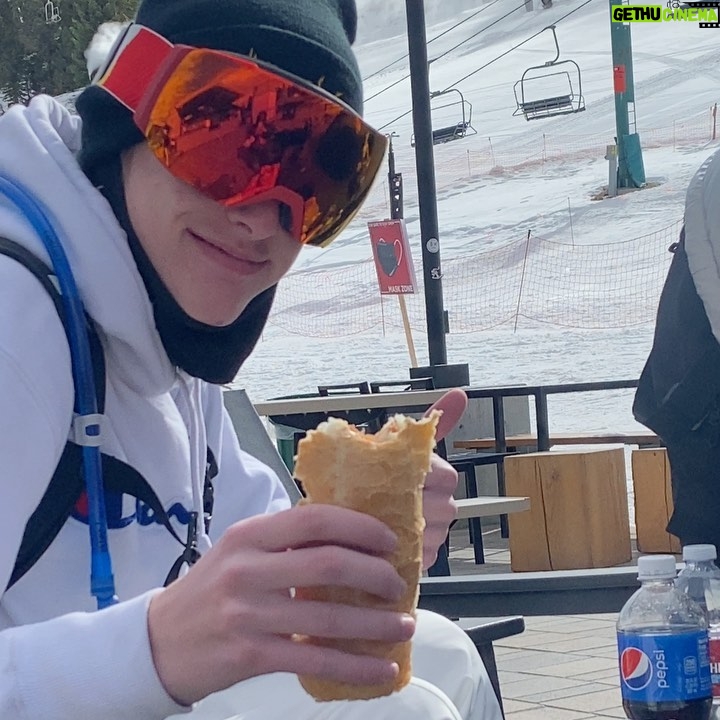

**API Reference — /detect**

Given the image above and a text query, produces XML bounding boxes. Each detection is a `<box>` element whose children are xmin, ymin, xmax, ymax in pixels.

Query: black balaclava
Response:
<box><xmin>75</xmin><ymin>0</ymin><xmax>363</xmax><ymax>384</ymax></box>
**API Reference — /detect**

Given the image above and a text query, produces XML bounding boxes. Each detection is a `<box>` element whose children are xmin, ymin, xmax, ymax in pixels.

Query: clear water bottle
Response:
<box><xmin>676</xmin><ymin>545</ymin><xmax>720</xmax><ymax>719</ymax></box>
<box><xmin>617</xmin><ymin>554</ymin><xmax>712</xmax><ymax>720</ymax></box>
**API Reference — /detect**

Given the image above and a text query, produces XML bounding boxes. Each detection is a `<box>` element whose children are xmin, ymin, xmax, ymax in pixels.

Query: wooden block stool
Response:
<box><xmin>631</xmin><ymin>448</ymin><xmax>681</xmax><ymax>554</ymax></box>
<box><xmin>504</xmin><ymin>448</ymin><xmax>633</xmax><ymax>572</ymax></box>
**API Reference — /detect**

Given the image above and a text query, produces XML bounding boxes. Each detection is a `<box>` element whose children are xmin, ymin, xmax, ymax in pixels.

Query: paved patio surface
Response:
<box><xmin>447</xmin><ymin>524</ymin><xmax>639</xmax><ymax>719</ymax></box>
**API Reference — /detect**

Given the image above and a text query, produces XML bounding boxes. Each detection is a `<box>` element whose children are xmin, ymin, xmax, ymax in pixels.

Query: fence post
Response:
<box><xmin>467</xmin><ymin>149</ymin><xmax>472</xmax><ymax>178</ymax></box>
<box><xmin>568</xmin><ymin>198</ymin><xmax>575</xmax><ymax>246</ymax></box>
<box><xmin>542</xmin><ymin>134</ymin><xmax>547</xmax><ymax>165</ymax></box>
<box><xmin>713</xmin><ymin>103</ymin><xmax>717</xmax><ymax>141</ymax></box>
<box><xmin>514</xmin><ymin>230</ymin><xmax>533</xmax><ymax>333</ymax></box>
<box><xmin>488</xmin><ymin>137</ymin><xmax>496</xmax><ymax>168</ymax></box>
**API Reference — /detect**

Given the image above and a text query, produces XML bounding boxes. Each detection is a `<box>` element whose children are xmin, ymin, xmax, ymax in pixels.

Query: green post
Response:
<box><xmin>609</xmin><ymin>0</ymin><xmax>645</xmax><ymax>188</ymax></box>
<box><xmin>276</xmin><ymin>437</ymin><xmax>296</xmax><ymax>473</ymax></box>
<box><xmin>273</xmin><ymin>424</ymin><xmax>298</xmax><ymax>472</ymax></box>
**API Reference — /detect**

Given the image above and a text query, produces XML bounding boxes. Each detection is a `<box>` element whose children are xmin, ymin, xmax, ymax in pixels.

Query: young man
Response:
<box><xmin>0</xmin><ymin>1</ymin><xmax>502</xmax><ymax>719</ymax></box>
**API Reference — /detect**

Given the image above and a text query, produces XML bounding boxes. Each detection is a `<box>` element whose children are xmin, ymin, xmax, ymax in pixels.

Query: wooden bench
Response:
<box><xmin>429</xmin><ymin>493</ymin><xmax>531</xmax><ymax>576</ymax></box>
<box><xmin>454</xmin><ymin>431</ymin><xmax>661</xmax><ymax>452</ymax></box>
<box><xmin>449</xmin><ymin>496</ymin><xmax>529</xmax><ymax>566</ymax></box>
<box><xmin>446</xmin><ymin>447</ymin><xmax>530</xmax><ymax>565</ymax></box>
<box><xmin>456</xmin><ymin>496</ymin><xmax>529</xmax><ymax>521</ymax></box>
<box><xmin>631</xmin><ymin>448</ymin><xmax>680</xmax><ymax>553</ymax></box>
<box><xmin>505</xmin><ymin>448</ymin><xmax>632</xmax><ymax>572</ymax></box>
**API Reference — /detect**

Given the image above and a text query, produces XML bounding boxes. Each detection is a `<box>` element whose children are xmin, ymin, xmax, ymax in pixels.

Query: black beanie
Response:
<box><xmin>76</xmin><ymin>0</ymin><xmax>363</xmax><ymax>172</ymax></box>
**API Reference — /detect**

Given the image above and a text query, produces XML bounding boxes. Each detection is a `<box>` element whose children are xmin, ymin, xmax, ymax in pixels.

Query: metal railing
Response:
<box><xmin>431</xmin><ymin>379</ymin><xmax>643</xmax><ymax>575</ymax></box>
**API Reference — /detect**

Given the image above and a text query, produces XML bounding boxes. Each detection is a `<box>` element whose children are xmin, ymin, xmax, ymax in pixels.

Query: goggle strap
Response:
<box><xmin>96</xmin><ymin>25</ymin><xmax>173</xmax><ymax>114</ymax></box>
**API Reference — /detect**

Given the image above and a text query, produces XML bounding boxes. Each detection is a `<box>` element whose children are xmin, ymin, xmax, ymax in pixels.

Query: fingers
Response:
<box><xmin>252</xmin><ymin>546</ymin><xmax>408</xmax><ymax>601</ymax></box>
<box><xmin>260</xmin><ymin>596</ymin><xmax>416</xmax><ymax>642</ymax></box>
<box><xmin>424</xmin><ymin>454</ymin><xmax>458</xmax><ymax>494</ymax></box>
<box><xmin>422</xmin><ymin>455</ymin><xmax>458</xmax><ymax>571</ymax></box>
<box><xmin>424</xmin><ymin>388</ymin><xmax>468</xmax><ymax>440</ymax></box>
<box><xmin>423</xmin><ymin>545</ymin><xmax>440</xmax><ymax>571</ymax></box>
<box><xmin>422</xmin><ymin>490</ymin><xmax>458</xmax><ymax>528</ymax></box>
<box><xmin>253</xmin><ymin>634</ymin><xmax>401</xmax><ymax>687</ymax></box>
<box><xmin>225</xmin><ymin>504</ymin><xmax>398</xmax><ymax>555</ymax></box>
<box><xmin>149</xmin><ymin>504</ymin><xmax>413</xmax><ymax>704</ymax></box>
<box><xmin>421</xmin><ymin>500</ymin><xmax>457</xmax><ymax>571</ymax></box>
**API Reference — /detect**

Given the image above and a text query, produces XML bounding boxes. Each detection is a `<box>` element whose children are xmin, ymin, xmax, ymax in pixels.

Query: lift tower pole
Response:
<box><xmin>405</xmin><ymin>0</ymin><xmax>447</xmax><ymax>366</ymax></box>
<box><xmin>610</xmin><ymin>0</ymin><xmax>645</xmax><ymax>188</ymax></box>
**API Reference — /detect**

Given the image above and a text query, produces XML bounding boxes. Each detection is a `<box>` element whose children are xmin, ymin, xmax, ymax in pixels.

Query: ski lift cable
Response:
<box><xmin>366</xmin><ymin>0</ymin><xmax>530</xmax><ymax>104</ymax></box>
<box><xmin>362</xmin><ymin>0</ymin><xmax>505</xmax><ymax>83</ymax></box>
<box><xmin>430</xmin><ymin>0</ymin><xmax>528</xmax><ymax>67</ymax></box>
<box><xmin>377</xmin><ymin>0</ymin><xmax>595</xmax><ymax>132</ymax></box>
<box><xmin>442</xmin><ymin>0</ymin><xmax>594</xmax><ymax>92</ymax></box>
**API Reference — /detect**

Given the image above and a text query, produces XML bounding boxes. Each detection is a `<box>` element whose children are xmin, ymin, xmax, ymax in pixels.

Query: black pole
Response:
<box><xmin>387</xmin><ymin>133</ymin><xmax>404</xmax><ymax>221</ymax></box>
<box><xmin>405</xmin><ymin>0</ymin><xmax>447</xmax><ymax>366</ymax></box>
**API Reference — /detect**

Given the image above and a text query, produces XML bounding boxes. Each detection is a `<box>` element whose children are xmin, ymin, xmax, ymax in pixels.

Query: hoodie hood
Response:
<box><xmin>0</xmin><ymin>96</ymin><xmax>175</xmax><ymax>396</ymax></box>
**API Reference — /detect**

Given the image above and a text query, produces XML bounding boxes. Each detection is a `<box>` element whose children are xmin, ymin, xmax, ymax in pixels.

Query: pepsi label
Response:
<box><xmin>618</xmin><ymin>630</ymin><xmax>711</xmax><ymax>704</ymax></box>
<box><xmin>710</xmin><ymin>636</ymin><xmax>720</xmax><ymax>698</ymax></box>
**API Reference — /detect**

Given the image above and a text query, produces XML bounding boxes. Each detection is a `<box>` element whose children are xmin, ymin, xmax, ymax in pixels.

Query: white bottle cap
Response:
<box><xmin>683</xmin><ymin>544</ymin><xmax>717</xmax><ymax>562</ymax></box>
<box><xmin>637</xmin><ymin>555</ymin><xmax>677</xmax><ymax>580</ymax></box>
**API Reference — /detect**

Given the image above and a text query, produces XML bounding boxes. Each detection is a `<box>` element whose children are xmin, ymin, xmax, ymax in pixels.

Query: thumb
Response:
<box><xmin>424</xmin><ymin>388</ymin><xmax>468</xmax><ymax>441</ymax></box>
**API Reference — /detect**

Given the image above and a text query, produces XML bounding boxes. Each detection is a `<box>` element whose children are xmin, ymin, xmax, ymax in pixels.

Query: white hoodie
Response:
<box><xmin>0</xmin><ymin>96</ymin><xmax>290</xmax><ymax>719</ymax></box>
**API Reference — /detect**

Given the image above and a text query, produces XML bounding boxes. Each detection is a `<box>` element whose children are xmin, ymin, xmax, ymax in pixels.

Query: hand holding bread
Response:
<box><xmin>292</xmin><ymin>411</ymin><xmax>441</xmax><ymax>701</ymax></box>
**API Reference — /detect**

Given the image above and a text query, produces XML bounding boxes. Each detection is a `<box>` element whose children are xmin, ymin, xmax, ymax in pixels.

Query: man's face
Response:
<box><xmin>122</xmin><ymin>143</ymin><xmax>302</xmax><ymax>326</ymax></box>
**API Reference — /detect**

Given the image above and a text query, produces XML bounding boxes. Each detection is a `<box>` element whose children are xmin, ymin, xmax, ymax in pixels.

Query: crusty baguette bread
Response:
<box><xmin>291</xmin><ymin>411</ymin><xmax>440</xmax><ymax>702</ymax></box>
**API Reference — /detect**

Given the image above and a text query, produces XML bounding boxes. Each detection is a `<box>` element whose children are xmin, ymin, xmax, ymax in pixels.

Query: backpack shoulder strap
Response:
<box><xmin>0</xmin><ymin>237</ymin><xmax>106</xmax><ymax>588</ymax></box>
<box><xmin>0</xmin><ymin>237</ymin><xmax>65</xmax><ymax>317</ymax></box>
<box><xmin>1</xmin><ymin>238</ymin><xmax>217</xmax><ymax>591</ymax></box>
<box><xmin>0</xmin><ymin>236</ymin><xmax>106</xmax><ymax>409</ymax></box>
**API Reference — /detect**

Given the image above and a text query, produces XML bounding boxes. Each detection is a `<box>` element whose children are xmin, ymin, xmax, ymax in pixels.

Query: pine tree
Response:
<box><xmin>0</xmin><ymin>0</ymin><xmax>137</xmax><ymax>106</ymax></box>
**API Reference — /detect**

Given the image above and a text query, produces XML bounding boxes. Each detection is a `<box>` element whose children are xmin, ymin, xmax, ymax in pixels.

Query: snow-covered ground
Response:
<box><xmin>234</xmin><ymin>0</ymin><xmax>720</xmax><ymax>437</ymax></box>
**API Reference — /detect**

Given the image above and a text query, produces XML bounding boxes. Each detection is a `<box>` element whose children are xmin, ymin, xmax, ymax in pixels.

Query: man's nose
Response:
<box><xmin>225</xmin><ymin>200</ymin><xmax>281</xmax><ymax>238</ymax></box>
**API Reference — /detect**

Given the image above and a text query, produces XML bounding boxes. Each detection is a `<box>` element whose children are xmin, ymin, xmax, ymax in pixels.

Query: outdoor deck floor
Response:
<box><xmin>447</xmin><ymin>526</ymin><xmax>642</xmax><ymax>719</ymax></box>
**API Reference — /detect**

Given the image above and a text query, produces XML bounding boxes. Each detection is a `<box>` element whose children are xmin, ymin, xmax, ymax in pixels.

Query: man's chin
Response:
<box><xmin>181</xmin><ymin>300</ymin><xmax>249</xmax><ymax>328</ymax></box>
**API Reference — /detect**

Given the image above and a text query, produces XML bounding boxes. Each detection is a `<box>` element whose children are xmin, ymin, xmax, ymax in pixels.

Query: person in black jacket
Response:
<box><xmin>634</xmin><ymin>150</ymin><xmax>720</xmax><ymax>551</ymax></box>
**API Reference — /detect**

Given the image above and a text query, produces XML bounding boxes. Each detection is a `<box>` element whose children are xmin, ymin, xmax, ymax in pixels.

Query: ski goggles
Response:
<box><xmin>93</xmin><ymin>24</ymin><xmax>387</xmax><ymax>247</ymax></box>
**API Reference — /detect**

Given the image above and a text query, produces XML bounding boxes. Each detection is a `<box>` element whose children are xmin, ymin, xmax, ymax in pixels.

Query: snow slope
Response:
<box><xmin>238</xmin><ymin>0</ymin><xmax>720</xmax><ymax>437</ymax></box>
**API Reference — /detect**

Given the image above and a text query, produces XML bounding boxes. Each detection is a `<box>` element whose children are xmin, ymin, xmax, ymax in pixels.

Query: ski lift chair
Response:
<box><xmin>513</xmin><ymin>25</ymin><xmax>585</xmax><ymax>121</ymax></box>
<box><xmin>411</xmin><ymin>88</ymin><xmax>477</xmax><ymax>147</ymax></box>
<box><xmin>45</xmin><ymin>0</ymin><xmax>60</xmax><ymax>23</ymax></box>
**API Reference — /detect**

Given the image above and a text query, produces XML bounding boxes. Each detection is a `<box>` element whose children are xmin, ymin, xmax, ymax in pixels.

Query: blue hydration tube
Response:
<box><xmin>0</xmin><ymin>175</ymin><xmax>117</xmax><ymax>610</ymax></box>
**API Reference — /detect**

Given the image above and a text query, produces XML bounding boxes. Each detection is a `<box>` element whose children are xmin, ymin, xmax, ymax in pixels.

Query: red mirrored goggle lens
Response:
<box><xmin>127</xmin><ymin>48</ymin><xmax>387</xmax><ymax>247</ymax></box>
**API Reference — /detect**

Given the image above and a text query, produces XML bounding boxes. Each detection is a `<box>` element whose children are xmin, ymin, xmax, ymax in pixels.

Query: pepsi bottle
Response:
<box><xmin>676</xmin><ymin>545</ymin><xmax>720</xmax><ymax>720</ymax></box>
<box><xmin>617</xmin><ymin>555</ymin><xmax>712</xmax><ymax>720</ymax></box>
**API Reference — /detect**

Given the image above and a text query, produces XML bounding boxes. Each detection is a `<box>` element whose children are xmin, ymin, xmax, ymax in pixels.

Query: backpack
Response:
<box><xmin>633</xmin><ymin>229</ymin><xmax>720</xmax><ymax>444</ymax></box>
<box><xmin>0</xmin><ymin>237</ymin><xmax>216</xmax><ymax>591</ymax></box>
<box><xmin>633</xmin><ymin>228</ymin><xmax>720</xmax><ymax>545</ymax></box>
